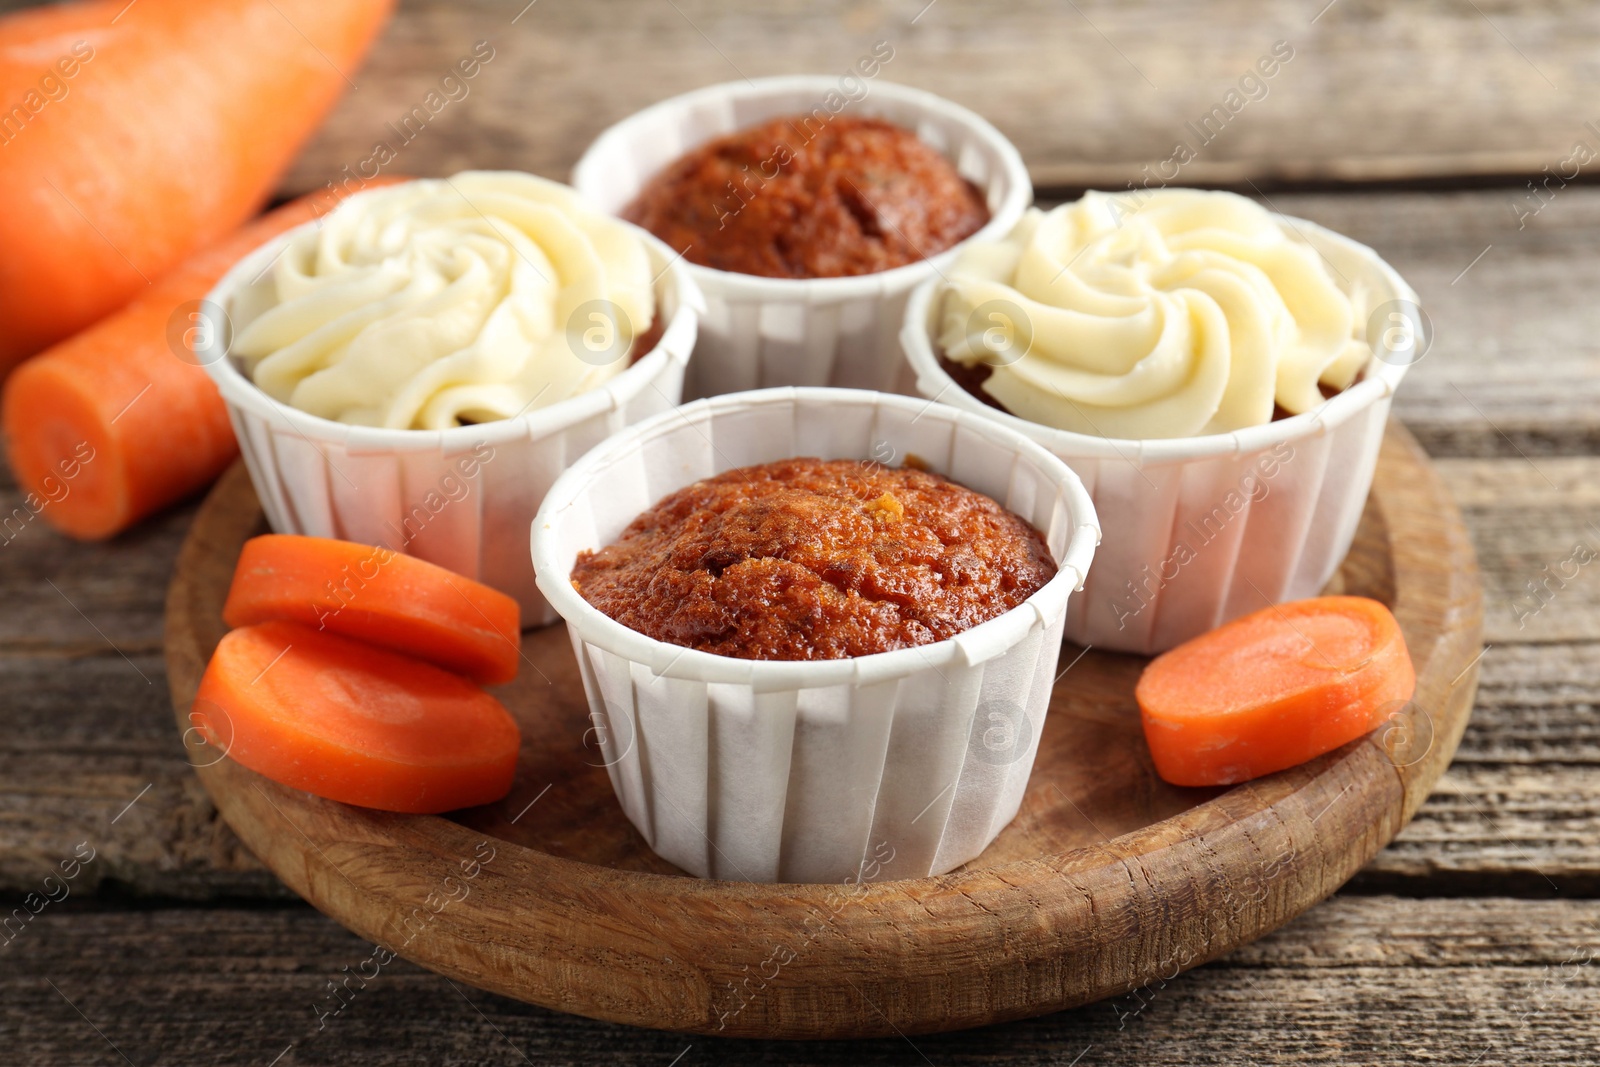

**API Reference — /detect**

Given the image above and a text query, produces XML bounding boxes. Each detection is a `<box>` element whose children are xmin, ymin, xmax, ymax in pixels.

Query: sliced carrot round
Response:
<box><xmin>194</xmin><ymin>621</ymin><xmax>521</xmax><ymax>813</ymax></box>
<box><xmin>1136</xmin><ymin>596</ymin><xmax>1417</xmax><ymax>787</ymax></box>
<box><xmin>222</xmin><ymin>534</ymin><xmax>521</xmax><ymax>686</ymax></box>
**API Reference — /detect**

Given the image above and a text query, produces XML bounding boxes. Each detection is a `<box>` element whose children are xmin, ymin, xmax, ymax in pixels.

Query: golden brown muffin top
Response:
<box><xmin>571</xmin><ymin>458</ymin><xmax>1056</xmax><ymax>661</ymax></box>
<box><xmin>622</xmin><ymin>115</ymin><xmax>989</xmax><ymax>279</ymax></box>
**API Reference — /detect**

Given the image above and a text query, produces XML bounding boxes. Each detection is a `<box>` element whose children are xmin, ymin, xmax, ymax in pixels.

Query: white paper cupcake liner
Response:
<box><xmin>531</xmin><ymin>388</ymin><xmax>1100</xmax><ymax>884</ymax></box>
<box><xmin>902</xmin><ymin>216</ymin><xmax>1419</xmax><ymax>655</ymax></box>
<box><xmin>571</xmin><ymin>76</ymin><xmax>1031</xmax><ymax>400</ymax></box>
<box><xmin>200</xmin><ymin>222</ymin><xmax>704</xmax><ymax>626</ymax></box>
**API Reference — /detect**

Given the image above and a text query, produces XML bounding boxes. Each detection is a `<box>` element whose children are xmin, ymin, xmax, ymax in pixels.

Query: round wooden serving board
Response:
<box><xmin>165</xmin><ymin>423</ymin><xmax>1482</xmax><ymax>1040</ymax></box>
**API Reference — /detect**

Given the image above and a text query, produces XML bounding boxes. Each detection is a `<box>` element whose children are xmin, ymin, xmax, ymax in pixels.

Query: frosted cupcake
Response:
<box><xmin>902</xmin><ymin>188</ymin><xmax>1422</xmax><ymax>653</ymax></box>
<box><xmin>202</xmin><ymin>171</ymin><xmax>702</xmax><ymax>621</ymax></box>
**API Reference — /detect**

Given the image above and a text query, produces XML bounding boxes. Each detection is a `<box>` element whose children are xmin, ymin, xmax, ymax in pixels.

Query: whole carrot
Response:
<box><xmin>2</xmin><ymin>180</ymin><xmax>401</xmax><ymax>541</ymax></box>
<box><xmin>0</xmin><ymin>0</ymin><xmax>395</xmax><ymax>372</ymax></box>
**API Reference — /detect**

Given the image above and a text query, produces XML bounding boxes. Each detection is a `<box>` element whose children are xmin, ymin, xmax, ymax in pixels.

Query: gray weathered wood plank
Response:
<box><xmin>260</xmin><ymin>0</ymin><xmax>1600</xmax><ymax>193</ymax></box>
<box><xmin>0</xmin><ymin>651</ymin><xmax>290</xmax><ymax>901</ymax></box>
<box><xmin>1</xmin><ymin>897</ymin><xmax>1595</xmax><ymax>1065</ymax></box>
<box><xmin>1435</xmin><ymin>459</ymin><xmax>1600</xmax><ymax>644</ymax></box>
<box><xmin>6</xmin><ymin>0</ymin><xmax>1600</xmax><ymax>193</ymax></box>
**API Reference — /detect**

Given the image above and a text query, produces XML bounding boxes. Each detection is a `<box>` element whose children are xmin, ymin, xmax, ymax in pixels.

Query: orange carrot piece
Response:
<box><xmin>193</xmin><ymin>621</ymin><xmax>521</xmax><ymax>814</ymax></box>
<box><xmin>1136</xmin><ymin>596</ymin><xmax>1416</xmax><ymax>787</ymax></box>
<box><xmin>1</xmin><ymin>181</ymin><xmax>401</xmax><ymax>541</ymax></box>
<box><xmin>0</xmin><ymin>0</ymin><xmax>395</xmax><ymax>370</ymax></box>
<box><xmin>222</xmin><ymin>534</ymin><xmax>522</xmax><ymax>686</ymax></box>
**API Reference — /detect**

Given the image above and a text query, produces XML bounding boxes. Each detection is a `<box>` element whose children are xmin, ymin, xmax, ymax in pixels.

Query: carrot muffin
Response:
<box><xmin>622</xmin><ymin>115</ymin><xmax>990</xmax><ymax>279</ymax></box>
<box><xmin>571</xmin><ymin>457</ymin><xmax>1056</xmax><ymax>660</ymax></box>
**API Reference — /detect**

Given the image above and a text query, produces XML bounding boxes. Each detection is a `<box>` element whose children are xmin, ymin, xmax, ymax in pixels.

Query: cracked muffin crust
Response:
<box><xmin>570</xmin><ymin>457</ymin><xmax>1056</xmax><ymax>661</ymax></box>
<box><xmin>621</xmin><ymin>115</ymin><xmax>990</xmax><ymax>279</ymax></box>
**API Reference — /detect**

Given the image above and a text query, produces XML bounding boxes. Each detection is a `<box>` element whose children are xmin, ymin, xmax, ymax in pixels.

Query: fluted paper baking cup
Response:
<box><xmin>902</xmin><ymin>216</ymin><xmax>1419</xmax><ymax>655</ymax></box>
<box><xmin>571</xmin><ymin>76</ymin><xmax>1031</xmax><ymax>399</ymax></box>
<box><xmin>531</xmin><ymin>388</ymin><xmax>1099</xmax><ymax>884</ymax></box>
<box><xmin>199</xmin><ymin>223</ymin><xmax>703</xmax><ymax>626</ymax></box>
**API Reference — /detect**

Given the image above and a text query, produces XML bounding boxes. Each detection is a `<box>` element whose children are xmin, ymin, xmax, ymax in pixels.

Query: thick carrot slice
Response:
<box><xmin>1</xmin><ymin>183</ymin><xmax>399</xmax><ymax>541</ymax></box>
<box><xmin>222</xmin><ymin>534</ymin><xmax>522</xmax><ymax>686</ymax></box>
<box><xmin>0</xmin><ymin>0</ymin><xmax>395</xmax><ymax>370</ymax></box>
<box><xmin>194</xmin><ymin>621</ymin><xmax>521</xmax><ymax>814</ymax></box>
<box><xmin>1136</xmin><ymin>596</ymin><xmax>1416</xmax><ymax>787</ymax></box>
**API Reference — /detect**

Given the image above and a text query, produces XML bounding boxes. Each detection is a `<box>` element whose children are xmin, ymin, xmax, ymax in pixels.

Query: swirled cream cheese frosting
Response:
<box><xmin>230</xmin><ymin>172</ymin><xmax>655</xmax><ymax>430</ymax></box>
<box><xmin>937</xmin><ymin>188</ymin><xmax>1371</xmax><ymax>439</ymax></box>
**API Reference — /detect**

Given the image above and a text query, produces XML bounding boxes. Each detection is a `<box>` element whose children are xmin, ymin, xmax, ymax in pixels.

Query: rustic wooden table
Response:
<box><xmin>3</xmin><ymin>1</ymin><xmax>1597</xmax><ymax>1063</ymax></box>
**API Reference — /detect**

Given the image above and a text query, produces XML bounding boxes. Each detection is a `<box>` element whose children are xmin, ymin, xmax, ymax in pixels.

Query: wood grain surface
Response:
<box><xmin>151</xmin><ymin>420</ymin><xmax>1481</xmax><ymax>1039</ymax></box>
<box><xmin>9</xmin><ymin>0</ymin><xmax>1591</xmax><ymax>190</ymax></box>
<box><xmin>2</xmin><ymin>897</ymin><xmax>1595</xmax><ymax>1066</ymax></box>
<box><xmin>271</xmin><ymin>0</ymin><xmax>1600</xmax><ymax>192</ymax></box>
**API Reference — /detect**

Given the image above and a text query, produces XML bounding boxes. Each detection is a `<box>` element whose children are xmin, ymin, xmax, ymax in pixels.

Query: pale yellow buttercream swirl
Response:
<box><xmin>938</xmin><ymin>189</ymin><xmax>1371</xmax><ymax>439</ymax></box>
<box><xmin>231</xmin><ymin>171</ymin><xmax>655</xmax><ymax>431</ymax></box>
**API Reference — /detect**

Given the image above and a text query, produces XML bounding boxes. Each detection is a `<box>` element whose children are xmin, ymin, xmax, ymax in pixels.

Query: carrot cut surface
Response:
<box><xmin>222</xmin><ymin>534</ymin><xmax>522</xmax><ymax>686</ymax></box>
<box><xmin>1136</xmin><ymin>596</ymin><xmax>1416</xmax><ymax>787</ymax></box>
<box><xmin>0</xmin><ymin>0</ymin><xmax>395</xmax><ymax>370</ymax></box>
<box><xmin>2</xmin><ymin>184</ymin><xmax>397</xmax><ymax>541</ymax></box>
<box><xmin>194</xmin><ymin>621</ymin><xmax>521</xmax><ymax>814</ymax></box>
